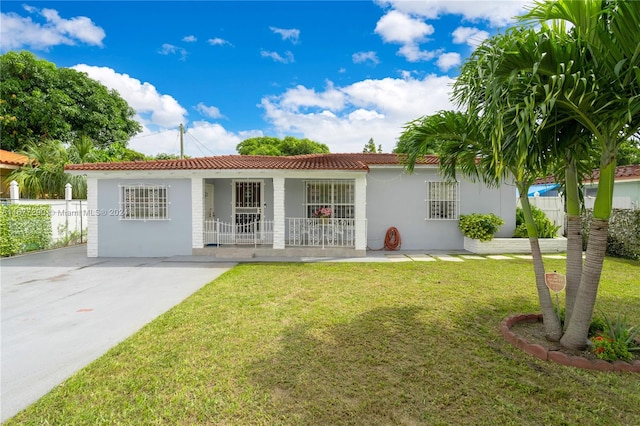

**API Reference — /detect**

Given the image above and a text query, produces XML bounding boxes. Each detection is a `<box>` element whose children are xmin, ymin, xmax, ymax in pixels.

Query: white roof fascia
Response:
<box><xmin>66</xmin><ymin>168</ymin><xmax>368</xmax><ymax>180</ymax></box>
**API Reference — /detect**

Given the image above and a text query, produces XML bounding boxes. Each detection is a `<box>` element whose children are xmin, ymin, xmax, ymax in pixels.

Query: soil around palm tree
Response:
<box><xmin>502</xmin><ymin>314</ymin><xmax>640</xmax><ymax>372</ymax></box>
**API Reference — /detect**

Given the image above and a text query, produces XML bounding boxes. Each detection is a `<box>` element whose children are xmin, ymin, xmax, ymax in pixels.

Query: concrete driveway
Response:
<box><xmin>1</xmin><ymin>245</ymin><xmax>234</xmax><ymax>423</ymax></box>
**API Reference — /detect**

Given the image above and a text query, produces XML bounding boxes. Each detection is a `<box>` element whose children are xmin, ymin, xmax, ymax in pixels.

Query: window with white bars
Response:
<box><xmin>426</xmin><ymin>181</ymin><xmax>459</xmax><ymax>220</ymax></box>
<box><xmin>304</xmin><ymin>180</ymin><xmax>355</xmax><ymax>218</ymax></box>
<box><xmin>119</xmin><ymin>184</ymin><xmax>169</xmax><ymax>220</ymax></box>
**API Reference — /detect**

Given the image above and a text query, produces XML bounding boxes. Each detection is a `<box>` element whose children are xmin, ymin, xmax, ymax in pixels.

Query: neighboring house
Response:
<box><xmin>0</xmin><ymin>149</ymin><xmax>30</xmax><ymax>199</ymax></box>
<box><xmin>583</xmin><ymin>164</ymin><xmax>640</xmax><ymax>209</ymax></box>
<box><xmin>65</xmin><ymin>153</ymin><xmax>516</xmax><ymax>258</ymax></box>
<box><xmin>532</xmin><ymin>164</ymin><xmax>640</xmax><ymax>209</ymax></box>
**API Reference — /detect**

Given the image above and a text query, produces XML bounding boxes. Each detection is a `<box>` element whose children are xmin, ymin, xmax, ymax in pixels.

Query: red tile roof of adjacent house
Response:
<box><xmin>64</xmin><ymin>153</ymin><xmax>440</xmax><ymax>172</ymax></box>
<box><xmin>535</xmin><ymin>164</ymin><xmax>640</xmax><ymax>184</ymax></box>
<box><xmin>0</xmin><ymin>149</ymin><xmax>31</xmax><ymax>167</ymax></box>
<box><xmin>587</xmin><ymin>164</ymin><xmax>640</xmax><ymax>182</ymax></box>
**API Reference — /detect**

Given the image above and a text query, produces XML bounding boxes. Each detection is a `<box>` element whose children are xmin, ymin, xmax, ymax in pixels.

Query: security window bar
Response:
<box><xmin>304</xmin><ymin>180</ymin><xmax>355</xmax><ymax>218</ymax></box>
<box><xmin>427</xmin><ymin>181</ymin><xmax>459</xmax><ymax>220</ymax></box>
<box><xmin>120</xmin><ymin>184</ymin><xmax>169</xmax><ymax>220</ymax></box>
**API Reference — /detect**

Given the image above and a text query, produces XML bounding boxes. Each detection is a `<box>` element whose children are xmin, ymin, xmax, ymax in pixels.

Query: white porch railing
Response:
<box><xmin>203</xmin><ymin>218</ymin><xmax>357</xmax><ymax>248</ymax></box>
<box><xmin>204</xmin><ymin>219</ymin><xmax>273</xmax><ymax>246</ymax></box>
<box><xmin>286</xmin><ymin>218</ymin><xmax>356</xmax><ymax>248</ymax></box>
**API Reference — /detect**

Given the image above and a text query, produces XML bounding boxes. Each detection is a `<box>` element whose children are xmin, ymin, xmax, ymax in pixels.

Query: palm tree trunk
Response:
<box><xmin>520</xmin><ymin>193</ymin><xmax>563</xmax><ymax>340</ymax></box>
<box><xmin>564</xmin><ymin>214</ymin><xmax>583</xmax><ymax>328</ymax></box>
<box><xmin>560</xmin><ymin>218</ymin><xmax>608</xmax><ymax>350</ymax></box>
<box><xmin>563</xmin><ymin>158</ymin><xmax>583</xmax><ymax>329</ymax></box>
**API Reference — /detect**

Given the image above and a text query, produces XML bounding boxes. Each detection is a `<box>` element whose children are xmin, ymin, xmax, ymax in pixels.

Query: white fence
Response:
<box><xmin>520</xmin><ymin>195</ymin><xmax>636</xmax><ymax>237</ymax></box>
<box><xmin>584</xmin><ymin>196</ymin><xmax>634</xmax><ymax>210</ymax></box>
<box><xmin>525</xmin><ymin>196</ymin><xmax>566</xmax><ymax>235</ymax></box>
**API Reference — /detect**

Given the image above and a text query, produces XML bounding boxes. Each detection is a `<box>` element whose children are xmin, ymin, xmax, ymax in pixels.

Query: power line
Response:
<box><xmin>186</xmin><ymin>130</ymin><xmax>218</xmax><ymax>156</ymax></box>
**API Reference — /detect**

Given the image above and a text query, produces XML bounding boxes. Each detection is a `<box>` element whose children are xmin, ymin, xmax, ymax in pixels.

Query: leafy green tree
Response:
<box><xmin>0</xmin><ymin>50</ymin><xmax>141</xmax><ymax>151</ymax></box>
<box><xmin>151</xmin><ymin>153</ymin><xmax>188</xmax><ymax>160</ymax></box>
<box><xmin>93</xmin><ymin>142</ymin><xmax>147</xmax><ymax>162</ymax></box>
<box><xmin>236</xmin><ymin>136</ymin><xmax>329</xmax><ymax>156</ymax></box>
<box><xmin>362</xmin><ymin>138</ymin><xmax>382</xmax><ymax>153</ymax></box>
<box><xmin>617</xmin><ymin>137</ymin><xmax>640</xmax><ymax>166</ymax></box>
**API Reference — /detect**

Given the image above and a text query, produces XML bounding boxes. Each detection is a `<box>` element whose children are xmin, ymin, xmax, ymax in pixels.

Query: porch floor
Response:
<box><xmin>186</xmin><ymin>247</ymin><xmax>472</xmax><ymax>262</ymax></box>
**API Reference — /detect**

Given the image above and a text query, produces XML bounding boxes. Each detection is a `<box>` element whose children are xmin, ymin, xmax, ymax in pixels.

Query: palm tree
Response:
<box><xmin>519</xmin><ymin>0</ymin><xmax>640</xmax><ymax>350</ymax></box>
<box><xmin>399</xmin><ymin>109</ymin><xmax>564</xmax><ymax>340</ymax></box>
<box><xmin>8</xmin><ymin>136</ymin><xmax>99</xmax><ymax>199</ymax></box>
<box><xmin>401</xmin><ymin>0</ymin><xmax>640</xmax><ymax>349</ymax></box>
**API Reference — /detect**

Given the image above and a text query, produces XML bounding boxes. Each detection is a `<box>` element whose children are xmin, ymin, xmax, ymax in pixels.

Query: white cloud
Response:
<box><xmin>0</xmin><ymin>5</ymin><xmax>105</xmax><ymax>51</ymax></box>
<box><xmin>261</xmin><ymin>74</ymin><xmax>456</xmax><ymax>153</ymax></box>
<box><xmin>398</xmin><ymin>44</ymin><xmax>440</xmax><ymax>62</ymax></box>
<box><xmin>269</xmin><ymin>26</ymin><xmax>300</xmax><ymax>43</ymax></box>
<box><xmin>376</xmin><ymin>0</ymin><xmax>528</xmax><ymax>28</ymax></box>
<box><xmin>208</xmin><ymin>37</ymin><xmax>231</xmax><ymax>46</ymax></box>
<box><xmin>260</xmin><ymin>50</ymin><xmax>294</xmax><ymax>64</ymax></box>
<box><xmin>182</xmin><ymin>35</ymin><xmax>197</xmax><ymax>42</ymax></box>
<box><xmin>129</xmin><ymin>122</ymin><xmax>262</xmax><ymax>157</ymax></box>
<box><xmin>279</xmin><ymin>83</ymin><xmax>346</xmax><ymax>111</ymax></box>
<box><xmin>158</xmin><ymin>43</ymin><xmax>188</xmax><ymax>60</ymax></box>
<box><xmin>195</xmin><ymin>103</ymin><xmax>224</xmax><ymax>119</ymax></box>
<box><xmin>352</xmin><ymin>51</ymin><xmax>379</xmax><ymax>65</ymax></box>
<box><xmin>69</xmin><ymin>64</ymin><xmax>264</xmax><ymax>157</ymax></box>
<box><xmin>375</xmin><ymin>10</ymin><xmax>434</xmax><ymax>44</ymax></box>
<box><xmin>436</xmin><ymin>52</ymin><xmax>461</xmax><ymax>72</ymax></box>
<box><xmin>374</xmin><ymin>10</ymin><xmax>438</xmax><ymax>62</ymax></box>
<box><xmin>71</xmin><ymin>64</ymin><xmax>187</xmax><ymax>128</ymax></box>
<box><xmin>452</xmin><ymin>26</ymin><xmax>489</xmax><ymax>47</ymax></box>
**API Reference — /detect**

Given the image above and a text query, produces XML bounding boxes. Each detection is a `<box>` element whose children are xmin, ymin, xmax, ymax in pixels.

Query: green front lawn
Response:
<box><xmin>7</xmin><ymin>257</ymin><xmax>640</xmax><ymax>425</ymax></box>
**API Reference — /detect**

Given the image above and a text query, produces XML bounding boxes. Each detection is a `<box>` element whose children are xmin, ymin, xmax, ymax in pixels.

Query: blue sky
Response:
<box><xmin>1</xmin><ymin>1</ymin><xmax>529</xmax><ymax>157</ymax></box>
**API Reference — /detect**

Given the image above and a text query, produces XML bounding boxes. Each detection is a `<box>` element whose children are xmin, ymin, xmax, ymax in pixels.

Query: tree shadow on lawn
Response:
<box><xmin>248</xmin><ymin>297</ymin><xmax>640</xmax><ymax>425</ymax></box>
<box><xmin>248</xmin><ymin>300</ymin><xmax>531</xmax><ymax>425</ymax></box>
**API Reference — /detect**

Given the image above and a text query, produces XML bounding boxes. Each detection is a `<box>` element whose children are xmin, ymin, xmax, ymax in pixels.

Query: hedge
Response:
<box><xmin>0</xmin><ymin>204</ymin><xmax>52</xmax><ymax>256</ymax></box>
<box><xmin>581</xmin><ymin>209</ymin><xmax>640</xmax><ymax>260</ymax></box>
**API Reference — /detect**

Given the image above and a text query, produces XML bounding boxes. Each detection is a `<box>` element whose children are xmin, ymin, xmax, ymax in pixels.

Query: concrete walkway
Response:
<box><xmin>1</xmin><ymin>245</ymin><xmax>235</xmax><ymax>423</ymax></box>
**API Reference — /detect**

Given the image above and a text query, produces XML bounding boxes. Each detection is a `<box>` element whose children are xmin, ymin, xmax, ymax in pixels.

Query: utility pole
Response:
<box><xmin>179</xmin><ymin>123</ymin><xmax>185</xmax><ymax>159</ymax></box>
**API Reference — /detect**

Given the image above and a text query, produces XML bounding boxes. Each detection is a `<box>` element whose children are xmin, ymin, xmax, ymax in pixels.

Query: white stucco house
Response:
<box><xmin>65</xmin><ymin>153</ymin><xmax>516</xmax><ymax>258</ymax></box>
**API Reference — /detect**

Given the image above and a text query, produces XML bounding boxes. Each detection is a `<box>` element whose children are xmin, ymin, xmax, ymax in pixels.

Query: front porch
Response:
<box><xmin>194</xmin><ymin>217</ymin><xmax>365</xmax><ymax>258</ymax></box>
<box><xmin>191</xmin><ymin>175</ymin><xmax>368</xmax><ymax>258</ymax></box>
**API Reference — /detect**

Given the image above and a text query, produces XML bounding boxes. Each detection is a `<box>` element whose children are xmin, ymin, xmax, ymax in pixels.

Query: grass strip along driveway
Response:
<box><xmin>7</xmin><ymin>257</ymin><xmax>640</xmax><ymax>425</ymax></box>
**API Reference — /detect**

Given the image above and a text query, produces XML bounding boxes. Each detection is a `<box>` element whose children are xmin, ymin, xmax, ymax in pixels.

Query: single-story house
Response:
<box><xmin>65</xmin><ymin>153</ymin><xmax>516</xmax><ymax>258</ymax></box>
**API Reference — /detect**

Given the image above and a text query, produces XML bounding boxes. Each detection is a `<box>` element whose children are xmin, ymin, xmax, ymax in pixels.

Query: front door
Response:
<box><xmin>232</xmin><ymin>180</ymin><xmax>263</xmax><ymax>243</ymax></box>
<box><xmin>204</xmin><ymin>183</ymin><xmax>215</xmax><ymax>219</ymax></box>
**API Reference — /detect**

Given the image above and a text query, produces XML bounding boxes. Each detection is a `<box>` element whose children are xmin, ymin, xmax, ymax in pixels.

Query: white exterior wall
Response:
<box><xmin>191</xmin><ymin>178</ymin><xmax>203</xmax><ymax>249</ymax></box>
<box><xmin>354</xmin><ymin>175</ymin><xmax>367</xmax><ymax>250</ymax></box>
<box><xmin>273</xmin><ymin>177</ymin><xmax>285</xmax><ymax>249</ymax></box>
<box><xmin>87</xmin><ymin>177</ymin><xmax>98</xmax><ymax>257</ymax></box>
<box><xmin>96</xmin><ymin>178</ymin><xmax>192</xmax><ymax>257</ymax></box>
<box><xmin>365</xmin><ymin>167</ymin><xmax>516</xmax><ymax>251</ymax></box>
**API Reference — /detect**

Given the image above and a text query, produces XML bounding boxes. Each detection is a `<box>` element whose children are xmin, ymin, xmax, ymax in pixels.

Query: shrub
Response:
<box><xmin>0</xmin><ymin>204</ymin><xmax>52</xmax><ymax>256</ymax></box>
<box><xmin>458</xmin><ymin>213</ymin><xmax>504</xmax><ymax>242</ymax></box>
<box><xmin>582</xmin><ymin>209</ymin><xmax>640</xmax><ymax>260</ymax></box>
<box><xmin>513</xmin><ymin>205</ymin><xmax>560</xmax><ymax>238</ymax></box>
<box><xmin>590</xmin><ymin>312</ymin><xmax>640</xmax><ymax>362</ymax></box>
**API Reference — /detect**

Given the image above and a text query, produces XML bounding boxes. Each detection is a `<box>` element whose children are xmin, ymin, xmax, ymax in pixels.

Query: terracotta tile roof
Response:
<box><xmin>535</xmin><ymin>164</ymin><xmax>640</xmax><ymax>184</ymax></box>
<box><xmin>586</xmin><ymin>164</ymin><xmax>640</xmax><ymax>182</ymax></box>
<box><xmin>0</xmin><ymin>149</ymin><xmax>31</xmax><ymax>167</ymax></box>
<box><xmin>65</xmin><ymin>153</ymin><xmax>439</xmax><ymax>172</ymax></box>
